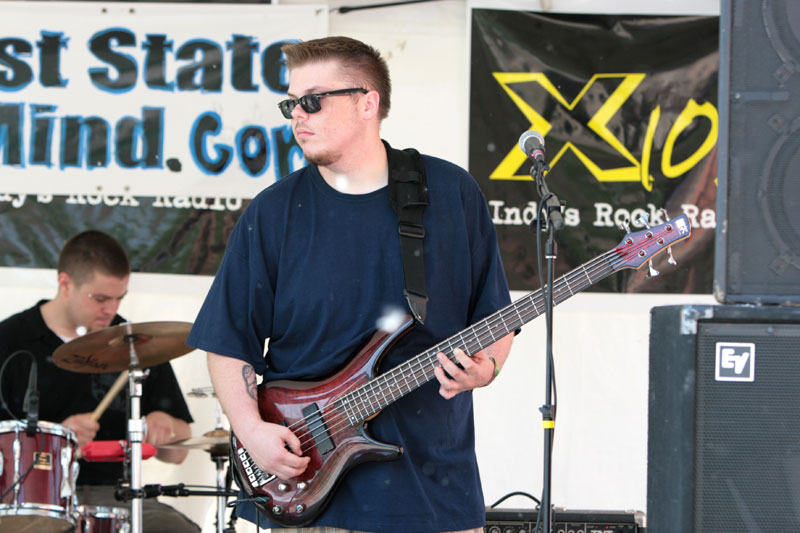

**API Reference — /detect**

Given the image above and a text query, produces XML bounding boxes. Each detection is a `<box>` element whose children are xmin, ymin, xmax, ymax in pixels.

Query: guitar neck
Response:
<box><xmin>337</xmin><ymin>250</ymin><xmax>618</xmax><ymax>422</ymax></box>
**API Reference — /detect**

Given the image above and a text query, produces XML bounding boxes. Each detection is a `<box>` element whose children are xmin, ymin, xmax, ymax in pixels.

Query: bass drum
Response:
<box><xmin>0</xmin><ymin>420</ymin><xmax>79</xmax><ymax>532</ymax></box>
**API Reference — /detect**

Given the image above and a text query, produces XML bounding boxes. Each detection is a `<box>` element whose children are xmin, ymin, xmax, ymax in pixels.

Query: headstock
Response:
<box><xmin>610</xmin><ymin>211</ymin><xmax>692</xmax><ymax>274</ymax></box>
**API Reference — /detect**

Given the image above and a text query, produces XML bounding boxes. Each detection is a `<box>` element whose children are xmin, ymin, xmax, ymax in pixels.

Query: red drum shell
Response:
<box><xmin>0</xmin><ymin>420</ymin><xmax>78</xmax><ymax>533</ymax></box>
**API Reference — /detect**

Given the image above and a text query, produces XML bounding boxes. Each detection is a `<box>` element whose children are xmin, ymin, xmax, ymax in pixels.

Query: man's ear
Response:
<box><xmin>57</xmin><ymin>271</ymin><xmax>73</xmax><ymax>295</ymax></box>
<box><xmin>362</xmin><ymin>90</ymin><xmax>381</xmax><ymax>120</ymax></box>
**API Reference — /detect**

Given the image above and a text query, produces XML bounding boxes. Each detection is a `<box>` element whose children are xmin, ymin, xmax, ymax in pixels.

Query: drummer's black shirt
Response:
<box><xmin>0</xmin><ymin>301</ymin><xmax>194</xmax><ymax>485</ymax></box>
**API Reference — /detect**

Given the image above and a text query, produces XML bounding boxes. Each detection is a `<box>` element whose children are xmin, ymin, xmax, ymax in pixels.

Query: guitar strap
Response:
<box><xmin>384</xmin><ymin>140</ymin><xmax>428</xmax><ymax>324</ymax></box>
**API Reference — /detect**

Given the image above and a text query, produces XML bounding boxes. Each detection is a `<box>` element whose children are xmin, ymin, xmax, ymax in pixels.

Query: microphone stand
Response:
<box><xmin>530</xmin><ymin>158</ymin><xmax>562</xmax><ymax>533</ymax></box>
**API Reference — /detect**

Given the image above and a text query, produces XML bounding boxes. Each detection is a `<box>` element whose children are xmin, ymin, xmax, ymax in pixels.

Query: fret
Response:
<box><xmin>365</xmin><ymin>384</ymin><xmax>380</xmax><ymax>416</ymax></box>
<box><xmin>354</xmin><ymin>386</ymin><xmax>367</xmax><ymax>418</ymax></box>
<box><xmin>377</xmin><ymin>380</ymin><xmax>390</xmax><ymax>409</ymax></box>
<box><xmin>390</xmin><ymin>372</ymin><xmax>401</xmax><ymax>398</ymax></box>
<box><xmin>498</xmin><ymin>312</ymin><xmax>510</xmax><ymax>335</ymax></box>
<box><xmin>339</xmin><ymin>396</ymin><xmax>356</xmax><ymax>426</ymax></box>
<box><xmin>563</xmin><ymin>276</ymin><xmax>574</xmax><ymax>295</ymax></box>
<box><xmin>395</xmin><ymin>367</ymin><xmax>409</xmax><ymax>395</ymax></box>
<box><xmin>513</xmin><ymin>300</ymin><xmax>526</xmax><ymax>326</ymax></box>
<box><xmin>580</xmin><ymin>263</ymin><xmax>592</xmax><ymax>284</ymax></box>
<box><xmin>411</xmin><ymin>358</ymin><xmax>422</xmax><ymax>388</ymax></box>
<box><xmin>457</xmin><ymin>331</ymin><xmax>467</xmax><ymax>353</ymax></box>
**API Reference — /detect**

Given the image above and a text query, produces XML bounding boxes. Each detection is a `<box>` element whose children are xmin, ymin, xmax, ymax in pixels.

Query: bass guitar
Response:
<box><xmin>230</xmin><ymin>213</ymin><xmax>692</xmax><ymax>526</ymax></box>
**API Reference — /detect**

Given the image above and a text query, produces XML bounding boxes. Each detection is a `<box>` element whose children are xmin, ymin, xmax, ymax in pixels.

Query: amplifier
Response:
<box><xmin>485</xmin><ymin>507</ymin><xmax>645</xmax><ymax>533</ymax></box>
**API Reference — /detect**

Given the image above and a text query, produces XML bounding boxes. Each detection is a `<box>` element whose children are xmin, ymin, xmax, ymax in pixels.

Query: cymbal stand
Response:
<box><xmin>213</xmin><ymin>453</ymin><xmax>227</xmax><ymax>533</ymax></box>
<box><xmin>124</xmin><ymin>325</ymin><xmax>146</xmax><ymax>533</ymax></box>
<box><xmin>212</xmin><ymin>399</ymin><xmax>228</xmax><ymax>533</ymax></box>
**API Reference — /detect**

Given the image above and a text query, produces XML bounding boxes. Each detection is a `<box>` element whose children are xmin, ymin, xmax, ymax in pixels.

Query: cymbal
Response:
<box><xmin>53</xmin><ymin>321</ymin><xmax>194</xmax><ymax>373</ymax></box>
<box><xmin>162</xmin><ymin>429</ymin><xmax>230</xmax><ymax>455</ymax></box>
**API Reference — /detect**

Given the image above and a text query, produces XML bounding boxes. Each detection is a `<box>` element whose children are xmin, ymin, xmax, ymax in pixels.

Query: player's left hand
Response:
<box><xmin>433</xmin><ymin>348</ymin><xmax>494</xmax><ymax>399</ymax></box>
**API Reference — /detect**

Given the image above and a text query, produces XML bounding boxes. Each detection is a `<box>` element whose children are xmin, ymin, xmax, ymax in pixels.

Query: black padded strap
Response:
<box><xmin>385</xmin><ymin>140</ymin><xmax>428</xmax><ymax>324</ymax></box>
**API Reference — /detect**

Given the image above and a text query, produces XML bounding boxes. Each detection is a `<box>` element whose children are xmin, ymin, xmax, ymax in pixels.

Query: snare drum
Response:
<box><xmin>77</xmin><ymin>505</ymin><xmax>130</xmax><ymax>533</ymax></box>
<box><xmin>0</xmin><ymin>420</ymin><xmax>79</xmax><ymax>532</ymax></box>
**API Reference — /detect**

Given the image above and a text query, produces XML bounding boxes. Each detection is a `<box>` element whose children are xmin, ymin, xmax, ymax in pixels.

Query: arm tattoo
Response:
<box><xmin>242</xmin><ymin>365</ymin><xmax>257</xmax><ymax>401</ymax></box>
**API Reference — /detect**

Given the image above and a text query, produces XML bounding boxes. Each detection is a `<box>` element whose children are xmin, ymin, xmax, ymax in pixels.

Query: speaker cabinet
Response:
<box><xmin>715</xmin><ymin>0</ymin><xmax>800</xmax><ymax>304</ymax></box>
<box><xmin>648</xmin><ymin>304</ymin><xmax>800</xmax><ymax>532</ymax></box>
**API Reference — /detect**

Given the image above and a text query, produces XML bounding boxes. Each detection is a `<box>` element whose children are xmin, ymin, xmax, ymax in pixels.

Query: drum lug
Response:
<box><xmin>61</xmin><ymin>445</ymin><xmax>73</xmax><ymax>498</ymax></box>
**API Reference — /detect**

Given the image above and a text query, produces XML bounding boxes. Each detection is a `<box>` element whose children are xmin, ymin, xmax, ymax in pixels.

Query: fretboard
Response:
<box><xmin>335</xmin><ymin>249</ymin><xmax>620</xmax><ymax>425</ymax></box>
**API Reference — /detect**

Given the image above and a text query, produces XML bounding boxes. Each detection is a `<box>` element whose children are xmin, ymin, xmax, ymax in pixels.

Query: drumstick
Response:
<box><xmin>91</xmin><ymin>370</ymin><xmax>128</xmax><ymax>421</ymax></box>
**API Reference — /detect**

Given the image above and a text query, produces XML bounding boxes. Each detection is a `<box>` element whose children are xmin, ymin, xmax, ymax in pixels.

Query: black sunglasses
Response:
<box><xmin>278</xmin><ymin>88</ymin><xmax>368</xmax><ymax>119</ymax></box>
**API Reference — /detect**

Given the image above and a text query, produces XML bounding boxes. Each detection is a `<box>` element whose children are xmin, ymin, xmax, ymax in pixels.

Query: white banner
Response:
<box><xmin>0</xmin><ymin>2</ymin><xmax>326</xmax><ymax>198</ymax></box>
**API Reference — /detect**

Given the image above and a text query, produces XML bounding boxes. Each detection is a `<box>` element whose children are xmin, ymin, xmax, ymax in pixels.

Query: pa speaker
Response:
<box><xmin>648</xmin><ymin>304</ymin><xmax>800</xmax><ymax>533</ymax></box>
<box><xmin>715</xmin><ymin>0</ymin><xmax>800</xmax><ymax>304</ymax></box>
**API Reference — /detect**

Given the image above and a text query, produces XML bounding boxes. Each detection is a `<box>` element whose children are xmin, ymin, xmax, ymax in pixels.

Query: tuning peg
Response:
<box><xmin>646</xmin><ymin>259</ymin><xmax>660</xmax><ymax>278</ymax></box>
<box><xmin>636</xmin><ymin>213</ymin><xmax>652</xmax><ymax>229</ymax></box>
<box><xmin>659</xmin><ymin>208</ymin><xmax>671</xmax><ymax>221</ymax></box>
<box><xmin>618</xmin><ymin>217</ymin><xmax>631</xmax><ymax>233</ymax></box>
<box><xmin>666</xmin><ymin>246</ymin><xmax>677</xmax><ymax>266</ymax></box>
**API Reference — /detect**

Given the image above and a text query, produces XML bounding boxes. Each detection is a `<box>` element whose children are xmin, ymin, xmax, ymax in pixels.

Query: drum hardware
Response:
<box><xmin>161</xmin><ymin>391</ymin><xmax>235</xmax><ymax>533</ymax></box>
<box><xmin>163</xmin><ymin>419</ymin><xmax>234</xmax><ymax>533</ymax></box>
<box><xmin>135</xmin><ymin>481</ymin><xmax>239</xmax><ymax>532</ymax></box>
<box><xmin>76</xmin><ymin>504</ymin><xmax>130</xmax><ymax>533</ymax></box>
<box><xmin>53</xmin><ymin>321</ymin><xmax>195</xmax><ymax>533</ymax></box>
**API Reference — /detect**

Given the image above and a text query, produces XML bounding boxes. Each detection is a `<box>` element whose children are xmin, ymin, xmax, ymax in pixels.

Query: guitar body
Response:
<box><xmin>230</xmin><ymin>317</ymin><xmax>414</xmax><ymax>526</ymax></box>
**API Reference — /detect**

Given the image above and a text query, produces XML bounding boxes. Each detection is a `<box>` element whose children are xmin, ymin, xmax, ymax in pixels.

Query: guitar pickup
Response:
<box><xmin>302</xmin><ymin>403</ymin><xmax>335</xmax><ymax>455</ymax></box>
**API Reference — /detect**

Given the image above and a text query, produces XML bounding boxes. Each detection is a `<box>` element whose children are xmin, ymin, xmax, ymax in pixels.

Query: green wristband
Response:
<box><xmin>487</xmin><ymin>356</ymin><xmax>500</xmax><ymax>385</ymax></box>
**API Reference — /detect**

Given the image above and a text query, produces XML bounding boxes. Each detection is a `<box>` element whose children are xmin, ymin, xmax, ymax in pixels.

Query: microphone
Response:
<box><xmin>23</xmin><ymin>359</ymin><xmax>39</xmax><ymax>436</ymax></box>
<box><xmin>518</xmin><ymin>130</ymin><xmax>546</xmax><ymax>163</ymax></box>
<box><xmin>517</xmin><ymin>130</ymin><xmax>564</xmax><ymax>231</ymax></box>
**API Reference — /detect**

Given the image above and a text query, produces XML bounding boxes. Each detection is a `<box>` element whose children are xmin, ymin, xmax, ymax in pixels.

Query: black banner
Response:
<box><xmin>0</xmin><ymin>195</ymin><xmax>244</xmax><ymax>275</ymax></box>
<box><xmin>470</xmin><ymin>9</ymin><xmax>719</xmax><ymax>292</ymax></box>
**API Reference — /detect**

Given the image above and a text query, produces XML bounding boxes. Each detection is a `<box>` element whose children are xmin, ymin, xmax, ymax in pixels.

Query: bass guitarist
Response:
<box><xmin>187</xmin><ymin>36</ymin><xmax>514</xmax><ymax>533</ymax></box>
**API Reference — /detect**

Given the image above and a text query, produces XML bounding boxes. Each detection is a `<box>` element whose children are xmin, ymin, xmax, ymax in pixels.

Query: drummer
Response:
<box><xmin>0</xmin><ymin>230</ymin><xmax>200</xmax><ymax>532</ymax></box>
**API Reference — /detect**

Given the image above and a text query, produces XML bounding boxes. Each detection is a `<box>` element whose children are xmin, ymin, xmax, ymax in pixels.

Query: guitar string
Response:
<box><xmin>269</xmin><ymin>226</ymin><xmax>678</xmax><ymax>456</ymax></box>
<box><xmin>287</xmin><ymin>235</ymin><xmax>670</xmax><ymax>455</ymax></box>
<box><xmin>288</xmin><ymin>231</ymin><xmax>671</xmax><ymax>454</ymax></box>
<box><xmin>293</xmin><ymin>241</ymin><xmax>636</xmax><ymax>453</ymax></box>
<box><xmin>290</xmin><ymin>257</ymin><xmax>605</xmax><ymax>453</ymax></box>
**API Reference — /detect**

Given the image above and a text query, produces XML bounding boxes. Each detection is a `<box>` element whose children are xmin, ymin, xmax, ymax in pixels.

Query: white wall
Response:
<box><xmin>0</xmin><ymin>0</ymin><xmax>721</xmax><ymax>530</ymax></box>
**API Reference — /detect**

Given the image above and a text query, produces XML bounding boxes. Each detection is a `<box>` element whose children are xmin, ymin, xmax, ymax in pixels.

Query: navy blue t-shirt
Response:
<box><xmin>187</xmin><ymin>153</ymin><xmax>511</xmax><ymax>532</ymax></box>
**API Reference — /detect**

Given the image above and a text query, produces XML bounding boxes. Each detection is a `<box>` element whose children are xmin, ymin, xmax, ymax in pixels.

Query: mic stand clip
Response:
<box><xmin>530</xmin><ymin>161</ymin><xmax>564</xmax><ymax>233</ymax></box>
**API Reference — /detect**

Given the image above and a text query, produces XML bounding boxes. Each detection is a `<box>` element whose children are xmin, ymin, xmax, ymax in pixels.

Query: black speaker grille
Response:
<box><xmin>717</xmin><ymin>0</ymin><xmax>800</xmax><ymax>303</ymax></box>
<box><xmin>694</xmin><ymin>322</ymin><xmax>800</xmax><ymax>531</ymax></box>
